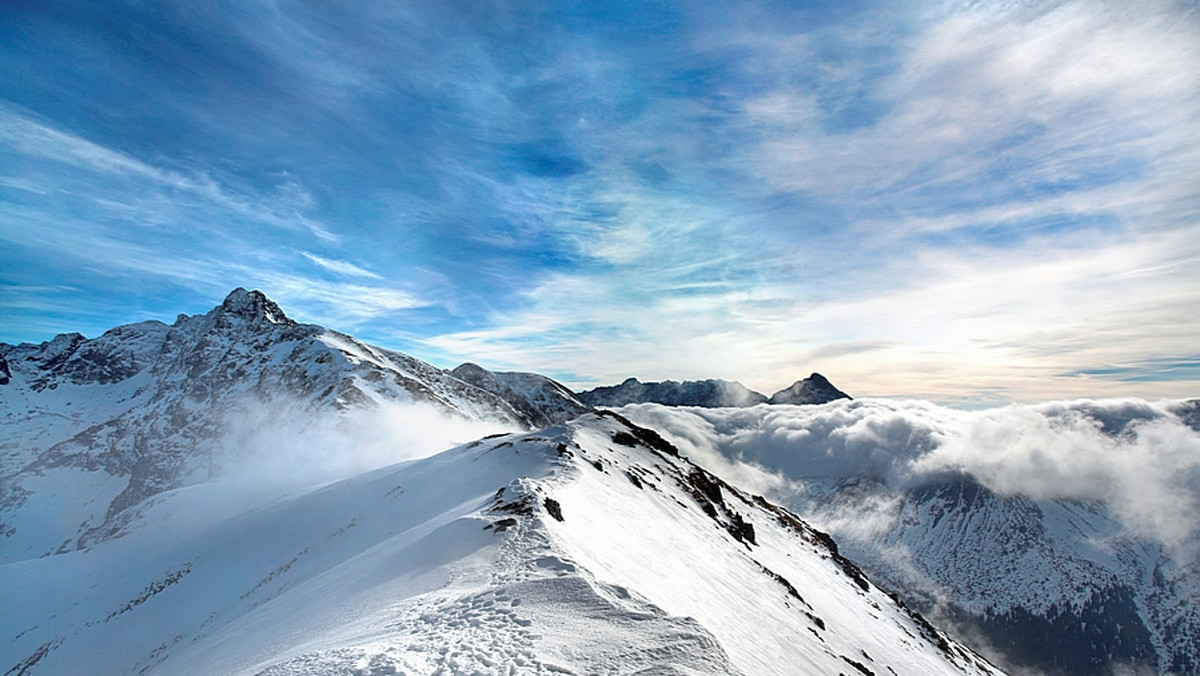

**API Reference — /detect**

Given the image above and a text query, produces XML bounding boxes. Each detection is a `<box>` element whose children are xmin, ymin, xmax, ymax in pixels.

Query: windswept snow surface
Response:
<box><xmin>617</xmin><ymin>398</ymin><xmax>1200</xmax><ymax>674</ymax></box>
<box><xmin>1</xmin><ymin>413</ymin><xmax>1000</xmax><ymax>676</ymax></box>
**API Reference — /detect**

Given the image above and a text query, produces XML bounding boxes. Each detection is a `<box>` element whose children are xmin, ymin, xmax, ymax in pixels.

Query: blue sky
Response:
<box><xmin>2</xmin><ymin>0</ymin><xmax>1198</xmax><ymax>405</ymax></box>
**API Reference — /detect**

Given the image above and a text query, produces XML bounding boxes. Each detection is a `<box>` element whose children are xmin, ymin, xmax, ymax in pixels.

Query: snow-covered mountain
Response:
<box><xmin>1</xmin><ymin>408</ymin><xmax>1002</xmax><ymax>675</ymax></box>
<box><xmin>0</xmin><ymin>289</ymin><xmax>583</xmax><ymax>563</ymax></box>
<box><xmin>618</xmin><ymin>399</ymin><xmax>1200</xmax><ymax>675</ymax></box>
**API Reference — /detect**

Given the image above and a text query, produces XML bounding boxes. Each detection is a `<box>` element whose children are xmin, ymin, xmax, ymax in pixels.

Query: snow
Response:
<box><xmin>0</xmin><ymin>467</ymin><xmax>128</xmax><ymax>561</ymax></box>
<box><xmin>0</xmin><ymin>291</ymin><xmax>550</xmax><ymax>566</ymax></box>
<box><xmin>1</xmin><ymin>413</ymin><xmax>999</xmax><ymax>675</ymax></box>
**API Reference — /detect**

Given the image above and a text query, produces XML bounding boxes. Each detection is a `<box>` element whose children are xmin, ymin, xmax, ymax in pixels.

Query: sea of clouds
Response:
<box><xmin>619</xmin><ymin>397</ymin><xmax>1200</xmax><ymax>549</ymax></box>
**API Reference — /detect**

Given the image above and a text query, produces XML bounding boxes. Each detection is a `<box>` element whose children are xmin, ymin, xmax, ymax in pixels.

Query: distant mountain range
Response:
<box><xmin>576</xmin><ymin>373</ymin><xmax>851</xmax><ymax>408</ymax></box>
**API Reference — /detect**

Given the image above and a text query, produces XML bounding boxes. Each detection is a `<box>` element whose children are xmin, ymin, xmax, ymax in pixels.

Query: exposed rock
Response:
<box><xmin>450</xmin><ymin>362</ymin><xmax>591</xmax><ymax>426</ymax></box>
<box><xmin>578</xmin><ymin>378</ymin><xmax>769</xmax><ymax>408</ymax></box>
<box><xmin>578</xmin><ymin>374</ymin><xmax>852</xmax><ymax>408</ymax></box>
<box><xmin>768</xmin><ymin>373</ymin><xmax>851</xmax><ymax>405</ymax></box>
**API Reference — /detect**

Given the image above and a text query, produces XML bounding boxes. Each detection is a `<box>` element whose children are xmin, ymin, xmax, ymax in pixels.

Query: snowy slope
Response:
<box><xmin>0</xmin><ymin>289</ymin><xmax>572</xmax><ymax>563</ymax></box>
<box><xmin>1</xmin><ymin>412</ymin><xmax>1002</xmax><ymax>676</ymax></box>
<box><xmin>618</xmin><ymin>399</ymin><xmax>1200</xmax><ymax>675</ymax></box>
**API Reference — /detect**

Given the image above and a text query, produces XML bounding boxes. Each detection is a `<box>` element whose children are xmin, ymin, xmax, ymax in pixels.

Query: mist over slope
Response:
<box><xmin>619</xmin><ymin>398</ymin><xmax>1200</xmax><ymax>674</ymax></box>
<box><xmin>0</xmin><ymin>289</ymin><xmax>583</xmax><ymax>563</ymax></box>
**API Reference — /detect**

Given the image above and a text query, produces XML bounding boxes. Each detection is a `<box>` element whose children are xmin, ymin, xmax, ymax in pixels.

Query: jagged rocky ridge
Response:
<box><xmin>0</xmin><ymin>289</ymin><xmax>587</xmax><ymax>561</ymax></box>
<box><xmin>0</xmin><ymin>410</ymin><xmax>1003</xmax><ymax>675</ymax></box>
<box><xmin>577</xmin><ymin>373</ymin><xmax>850</xmax><ymax>408</ymax></box>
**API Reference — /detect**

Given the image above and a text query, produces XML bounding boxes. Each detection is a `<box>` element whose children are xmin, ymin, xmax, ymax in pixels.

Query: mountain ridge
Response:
<box><xmin>577</xmin><ymin>373</ymin><xmax>851</xmax><ymax>409</ymax></box>
<box><xmin>1</xmin><ymin>408</ymin><xmax>1002</xmax><ymax>675</ymax></box>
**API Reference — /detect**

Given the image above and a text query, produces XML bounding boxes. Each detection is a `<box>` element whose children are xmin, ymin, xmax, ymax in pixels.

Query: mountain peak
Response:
<box><xmin>769</xmin><ymin>373</ymin><xmax>851</xmax><ymax>405</ymax></box>
<box><xmin>217</xmin><ymin>288</ymin><xmax>291</xmax><ymax>325</ymax></box>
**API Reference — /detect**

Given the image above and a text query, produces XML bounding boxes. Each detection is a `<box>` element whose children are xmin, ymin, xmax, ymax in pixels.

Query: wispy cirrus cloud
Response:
<box><xmin>299</xmin><ymin>252</ymin><xmax>382</xmax><ymax>280</ymax></box>
<box><xmin>419</xmin><ymin>0</ymin><xmax>1200</xmax><ymax>403</ymax></box>
<box><xmin>0</xmin><ymin>106</ymin><xmax>339</xmax><ymax>242</ymax></box>
<box><xmin>2</xmin><ymin>0</ymin><xmax>1197</xmax><ymax>401</ymax></box>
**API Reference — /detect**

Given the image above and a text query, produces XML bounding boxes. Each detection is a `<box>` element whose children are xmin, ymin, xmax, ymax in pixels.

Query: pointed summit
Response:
<box><xmin>768</xmin><ymin>373</ymin><xmax>851</xmax><ymax>405</ymax></box>
<box><xmin>217</xmin><ymin>288</ymin><xmax>292</xmax><ymax>326</ymax></box>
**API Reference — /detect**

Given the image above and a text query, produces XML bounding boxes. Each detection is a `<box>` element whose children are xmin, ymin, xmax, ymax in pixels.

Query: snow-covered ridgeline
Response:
<box><xmin>1</xmin><ymin>412</ymin><xmax>1000</xmax><ymax>675</ymax></box>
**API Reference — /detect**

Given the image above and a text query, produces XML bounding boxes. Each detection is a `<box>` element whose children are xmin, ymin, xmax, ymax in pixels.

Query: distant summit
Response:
<box><xmin>577</xmin><ymin>374</ymin><xmax>850</xmax><ymax>409</ymax></box>
<box><xmin>769</xmin><ymin>373</ymin><xmax>851</xmax><ymax>405</ymax></box>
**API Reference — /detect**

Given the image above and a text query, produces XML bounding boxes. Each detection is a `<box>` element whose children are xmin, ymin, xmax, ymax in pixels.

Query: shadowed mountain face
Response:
<box><xmin>823</xmin><ymin>478</ymin><xmax>1163</xmax><ymax>675</ymax></box>
<box><xmin>577</xmin><ymin>373</ymin><xmax>850</xmax><ymax>409</ymax></box>
<box><xmin>768</xmin><ymin>373</ymin><xmax>852</xmax><ymax>405</ymax></box>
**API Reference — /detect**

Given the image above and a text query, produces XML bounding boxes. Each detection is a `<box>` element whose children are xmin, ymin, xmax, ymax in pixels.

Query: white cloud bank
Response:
<box><xmin>619</xmin><ymin>397</ymin><xmax>1200</xmax><ymax>548</ymax></box>
<box><xmin>211</xmin><ymin>398</ymin><xmax>517</xmax><ymax>492</ymax></box>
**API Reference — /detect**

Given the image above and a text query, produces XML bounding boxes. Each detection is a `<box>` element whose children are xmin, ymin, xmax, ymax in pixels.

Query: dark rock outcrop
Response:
<box><xmin>768</xmin><ymin>373</ymin><xmax>851</xmax><ymax>405</ymax></box>
<box><xmin>578</xmin><ymin>378</ymin><xmax>769</xmax><ymax>408</ymax></box>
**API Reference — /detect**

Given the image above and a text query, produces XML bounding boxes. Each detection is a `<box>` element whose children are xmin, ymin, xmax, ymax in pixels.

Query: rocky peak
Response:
<box><xmin>768</xmin><ymin>373</ymin><xmax>851</xmax><ymax>405</ymax></box>
<box><xmin>450</xmin><ymin>362</ymin><xmax>496</xmax><ymax>385</ymax></box>
<box><xmin>216</xmin><ymin>288</ymin><xmax>292</xmax><ymax>326</ymax></box>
